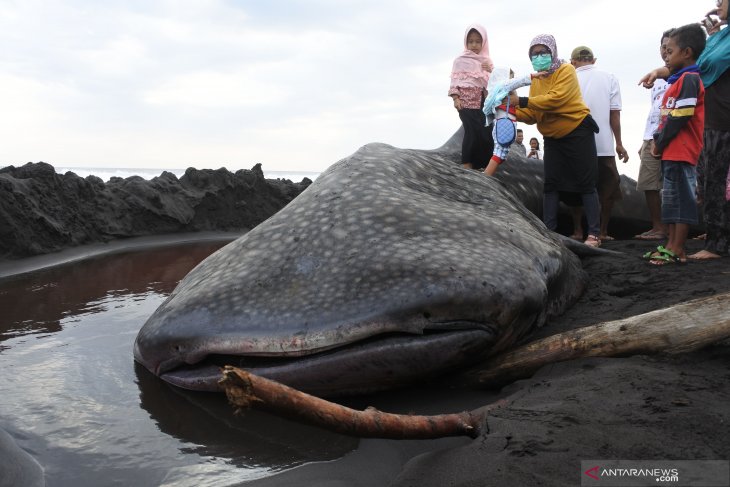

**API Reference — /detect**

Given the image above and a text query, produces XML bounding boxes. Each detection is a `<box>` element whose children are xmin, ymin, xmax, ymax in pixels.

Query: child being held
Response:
<box><xmin>448</xmin><ymin>24</ymin><xmax>494</xmax><ymax>170</ymax></box>
<box><xmin>482</xmin><ymin>68</ymin><xmax>544</xmax><ymax>176</ymax></box>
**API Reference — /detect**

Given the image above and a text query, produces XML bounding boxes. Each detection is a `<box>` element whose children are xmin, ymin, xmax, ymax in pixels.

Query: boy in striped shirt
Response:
<box><xmin>648</xmin><ymin>23</ymin><xmax>706</xmax><ymax>265</ymax></box>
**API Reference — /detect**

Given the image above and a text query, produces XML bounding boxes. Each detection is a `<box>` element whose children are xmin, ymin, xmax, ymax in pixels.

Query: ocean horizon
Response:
<box><xmin>44</xmin><ymin>165</ymin><xmax>321</xmax><ymax>183</ymax></box>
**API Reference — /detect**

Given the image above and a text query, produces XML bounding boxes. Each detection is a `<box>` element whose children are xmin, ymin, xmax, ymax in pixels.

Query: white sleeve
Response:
<box><xmin>504</xmin><ymin>74</ymin><xmax>532</xmax><ymax>92</ymax></box>
<box><xmin>609</xmin><ymin>73</ymin><xmax>622</xmax><ymax>110</ymax></box>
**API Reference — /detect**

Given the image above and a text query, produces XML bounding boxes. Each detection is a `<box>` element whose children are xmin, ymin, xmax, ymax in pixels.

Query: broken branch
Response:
<box><xmin>219</xmin><ymin>365</ymin><xmax>505</xmax><ymax>439</ymax></box>
<box><xmin>458</xmin><ymin>292</ymin><xmax>730</xmax><ymax>388</ymax></box>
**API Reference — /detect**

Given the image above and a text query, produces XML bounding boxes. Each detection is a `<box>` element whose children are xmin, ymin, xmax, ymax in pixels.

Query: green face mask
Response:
<box><xmin>531</xmin><ymin>54</ymin><xmax>552</xmax><ymax>72</ymax></box>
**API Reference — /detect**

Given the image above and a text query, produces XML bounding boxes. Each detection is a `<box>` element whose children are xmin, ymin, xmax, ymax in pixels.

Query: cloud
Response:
<box><xmin>142</xmin><ymin>69</ymin><xmax>288</xmax><ymax>107</ymax></box>
<box><xmin>0</xmin><ymin>0</ymin><xmax>711</xmax><ymax>177</ymax></box>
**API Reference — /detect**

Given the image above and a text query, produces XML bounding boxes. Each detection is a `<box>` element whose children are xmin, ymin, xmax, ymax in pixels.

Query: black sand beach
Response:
<box><xmin>0</xmin><ymin>234</ymin><xmax>728</xmax><ymax>487</ymax></box>
<box><xmin>243</xmin><ymin>236</ymin><xmax>730</xmax><ymax>487</ymax></box>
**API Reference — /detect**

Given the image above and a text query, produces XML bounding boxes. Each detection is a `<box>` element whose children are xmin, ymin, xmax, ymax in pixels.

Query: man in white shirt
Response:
<box><xmin>634</xmin><ymin>30</ymin><xmax>674</xmax><ymax>240</ymax></box>
<box><xmin>569</xmin><ymin>46</ymin><xmax>629</xmax><ymax>241</ymax></box>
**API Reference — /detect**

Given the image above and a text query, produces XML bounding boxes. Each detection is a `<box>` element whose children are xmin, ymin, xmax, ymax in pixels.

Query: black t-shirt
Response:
<box><xmin>705</xmin><ymin>68</ymin><xmax>730</xmax><ymax>131</ymax></box>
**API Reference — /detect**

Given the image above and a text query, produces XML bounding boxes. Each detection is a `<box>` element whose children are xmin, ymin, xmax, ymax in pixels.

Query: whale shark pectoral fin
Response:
<box><xmin>0</xmin><ymin>426</ymin><xmax>45</xmax><ymax>487</ymax></box>
<box><xmin>557</xmin><ymin>234</ymin><xmax>624</xmax><ymax>257</ymax></box>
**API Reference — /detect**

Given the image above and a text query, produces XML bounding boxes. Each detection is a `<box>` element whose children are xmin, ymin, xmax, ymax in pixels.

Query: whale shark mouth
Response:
<box><xmin>157</xmin><ymin>328</ymin><xmax>497</xmax><ymax>397</ymax></box>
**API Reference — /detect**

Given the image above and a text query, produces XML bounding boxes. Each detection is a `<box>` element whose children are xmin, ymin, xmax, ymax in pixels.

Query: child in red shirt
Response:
<box><xmin>648</xmin><ymin>23</ymin><xmax>706</xmax><ymax>265</ymax></box>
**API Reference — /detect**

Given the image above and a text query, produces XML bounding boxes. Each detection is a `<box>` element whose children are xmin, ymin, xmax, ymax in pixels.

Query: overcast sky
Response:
<box><xmin>0</xmin><ymin>1</ymin><xmax>710</xmax><ymax>178</ymax></box>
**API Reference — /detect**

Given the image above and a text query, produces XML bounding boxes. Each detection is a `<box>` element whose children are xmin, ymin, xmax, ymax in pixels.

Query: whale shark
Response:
<box><xmin>134</xmin><ymin>133</ymin><xmax>595</xmax><ymax>397</ymax></box>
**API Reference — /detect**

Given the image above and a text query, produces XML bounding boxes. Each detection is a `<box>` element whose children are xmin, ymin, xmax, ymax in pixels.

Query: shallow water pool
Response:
<box><xmin>0</xmin><ymin>241</ymin><xmax>358</xmax><ymax>487</ymax></box>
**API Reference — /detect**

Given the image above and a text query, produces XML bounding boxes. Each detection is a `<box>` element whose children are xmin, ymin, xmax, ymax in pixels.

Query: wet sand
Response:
<box><xmin>0</xmin><ymin>231</ymin><xmax>243</xmax><ymax>279</ymax></box>
<box><xmin>243</xmin><ymin>237</ymin><xmax>730</xmax><ymax>487</ymax></box>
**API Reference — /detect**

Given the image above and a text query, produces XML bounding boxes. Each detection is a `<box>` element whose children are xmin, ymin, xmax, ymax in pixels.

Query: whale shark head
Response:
<box><xmin>134</xmin><ymin>142</ymin><xmax>585</xmax><ymax>396</ymax></box>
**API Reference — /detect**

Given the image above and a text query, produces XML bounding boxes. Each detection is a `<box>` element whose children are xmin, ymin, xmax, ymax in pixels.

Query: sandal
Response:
<box><xmin>649</xmin><ymin>254</ymin><xmax>686</xmax><ymax>265</ymax></box>
<box><xmin>647</xmin><ymin>247</ymin><xmax>686</xmax><ymax>265</ymax></box>
<box><xmin>584</xmin><ymin>235</ymin><xmax>601</xmax><ymax>248</ymax></box>
<box><xmin>634</xmin><ymin>230</ymin><xmax>667</xmax><ymax>240</ymax></box>
<box><xmin>642</xmin><ymin>245</ymin><xmax>669</xmax><ymax>260</ymax></box>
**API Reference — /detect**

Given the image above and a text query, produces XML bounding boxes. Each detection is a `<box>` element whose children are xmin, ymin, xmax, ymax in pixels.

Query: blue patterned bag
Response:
<box><xmin>494</xmin><ymin>96</ymin><xmax>516</xmax><ymax>146</ymax></box>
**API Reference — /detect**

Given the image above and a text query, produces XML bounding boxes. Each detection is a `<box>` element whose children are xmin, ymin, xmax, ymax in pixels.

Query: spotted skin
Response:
<box><xmin>134</xmin><ymin>139</ymin><xmax>586</xmax><ymax>396</ymax></box>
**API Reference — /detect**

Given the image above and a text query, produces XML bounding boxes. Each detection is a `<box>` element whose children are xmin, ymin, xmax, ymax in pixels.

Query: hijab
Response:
<box><xmin>450</xmin><ymin>23</ymin><xmax>493</xmax><ymax>91</ymax></box>
<box><xmin>528</xmin><ymin>34</ymin><xmax>565</xmax><ymax>75</ymax></box>
<box><xmin>697</xmin><ymin>27</ymin><xmax>730</xmax><ymax>88</ymax></box>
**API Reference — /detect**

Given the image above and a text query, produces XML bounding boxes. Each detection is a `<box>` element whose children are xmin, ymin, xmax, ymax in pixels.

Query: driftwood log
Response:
<box><xmin>220</xmin><ymin>292</ymin><xmax>730</xmax><ymax>440</ymax></box>
<box><xmin>457</xmin><ymin>291</ymin><xmax>730</xmax><ymax>388</ymax></box>
<box><xmin>219</xmin><ymin>366</ymin><xmax>506</xmax><ymax>439</ymax></box>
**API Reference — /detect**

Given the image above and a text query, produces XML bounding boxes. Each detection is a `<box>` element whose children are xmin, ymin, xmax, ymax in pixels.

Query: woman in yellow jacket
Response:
<box><xmin>508</xmin><ymin>34</ymin><xmax>601</xmax><ymax>247</ymax></box>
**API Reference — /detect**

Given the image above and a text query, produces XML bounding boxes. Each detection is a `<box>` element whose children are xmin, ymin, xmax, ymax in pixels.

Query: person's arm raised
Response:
<box><xmin>639</xmin><ymin>67</ymin><xmax>670</xmax><ymax>88</ymax></box>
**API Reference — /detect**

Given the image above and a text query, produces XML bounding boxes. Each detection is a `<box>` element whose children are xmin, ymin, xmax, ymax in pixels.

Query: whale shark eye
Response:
<box><xmin>173</xmin><ymin>344</ymin><xmax>184</xmax><ymax>353</ymax></box>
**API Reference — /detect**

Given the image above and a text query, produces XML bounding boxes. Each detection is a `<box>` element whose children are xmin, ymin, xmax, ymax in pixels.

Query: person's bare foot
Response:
<box><xmin>687</xmin><ymin>250</ymin><xmax>722</xmax><ymax>260</ymax></box>
<box><xmin>634</xmin><ymin>229</ymin><xmax>667</xmax><ymax>240</ymax></box>
<box><xmin>584</xmin><ymin>235</ymin><xmax>601</xmax><ymax>247</ymax></box>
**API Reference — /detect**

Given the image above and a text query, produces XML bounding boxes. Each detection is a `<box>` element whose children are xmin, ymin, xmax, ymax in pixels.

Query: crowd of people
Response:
<box><xmin>448</xmin><ymin>0</ymin><xmax>729</xmax><ymax>261</ymax></box>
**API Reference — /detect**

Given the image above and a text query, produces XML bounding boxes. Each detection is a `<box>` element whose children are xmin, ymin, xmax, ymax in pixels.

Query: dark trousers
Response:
<box><xmin>458</xmin><ymin>108</ymin><xmax>493</xmax><ymax>170</ymax></box>
<box><xmin>544</xmin><ymin>189</ymin><xmax>601</xmax><ymax>236</ymax></box>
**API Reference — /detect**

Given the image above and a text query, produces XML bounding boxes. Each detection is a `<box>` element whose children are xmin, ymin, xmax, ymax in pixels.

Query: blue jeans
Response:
<box><xmin>661</xmin><ymin>161</ymin><xmax>698</xmax><ymax>225</ymax></box>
